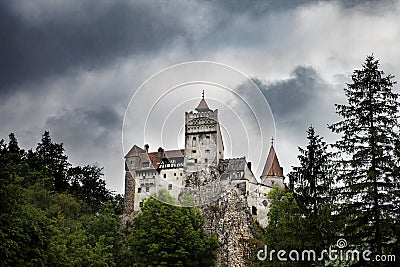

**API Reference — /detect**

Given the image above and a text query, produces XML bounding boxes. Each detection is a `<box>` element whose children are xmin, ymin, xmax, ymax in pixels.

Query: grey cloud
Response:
<box><xmin>255</xmin><ymin>66</ymin><xmax>327</xmax><ymax>125</ymax></box>
<box><xmin>45</xmin><ymin>106</ymin><xmax>122</xmax><ymax>147</ymax></box>
<box><xmin>45</xmin><ymin>106</ymin><xmax>123</xmax><ymax>190</ymax></box>
<box><xmin>0</xmin><ymin>1</ymin><xmax>187</xmax><ymax>97</ymax></box>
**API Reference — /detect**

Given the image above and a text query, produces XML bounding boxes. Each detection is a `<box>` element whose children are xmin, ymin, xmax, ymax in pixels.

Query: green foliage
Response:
<box><xmin>0</xmin><ymin>131</ymin><xmax>122</xmax><ymax>266</ymax></box>
<box><xmin>328</xmin><ymin>55</ymin><xmax>400</xmax><ymax>258</ymax></box>
<box><xmin>128</xmin><ymin>192</ymin><xmax>219</xmax><ymax>266</ymax></box>
<box><xmin>0</xmin><ymin>132</ymin><xmax>219</xmax><ymax>266</ymax></box>
<box><xmin>36</xmin><ymin>131</ymin><xmax>71</xmax><ymax>192</ymax></box>
<box><xmin>68</xmin><ymin>165</ymin><xmax>112</xmax><ymax>213</ymax></box>
<box><xmin>252</xmin><ymin>187</ymin><xmax>307</xmax><ymax>267</ymax></box>
<box><xmin>288</xmin><ymin>126</ymin><xmax>337</xmax><ymax>254</ymax></box>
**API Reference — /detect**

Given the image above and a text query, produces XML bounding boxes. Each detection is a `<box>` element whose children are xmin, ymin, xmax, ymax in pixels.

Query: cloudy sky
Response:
<box><xmin>1</xmin><ymin>0</ymin><xmax>400</xmax><ymax>193</ymax></box>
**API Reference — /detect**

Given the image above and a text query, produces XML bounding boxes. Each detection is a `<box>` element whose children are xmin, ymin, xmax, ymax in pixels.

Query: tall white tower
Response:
<box><xmin>184</xmin><ymin>91</ymin><xmax>224</xmax><ymax>172</ymax></box>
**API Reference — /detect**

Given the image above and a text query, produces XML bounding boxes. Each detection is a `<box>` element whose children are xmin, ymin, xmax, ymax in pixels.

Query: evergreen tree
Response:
<box><xmin>288</xmin><ymin>126</ymin><xmax>336</xmax><ymax>256</ymax></box>
<box><xmin>36</xmin><ymin>131</ymin><xmax>70</xmax><ymax>192</ymax></box>
<box><xmin>328</xmin><ymin>55</ymin><xmax>399</xmax><ymax>259</ymax></box>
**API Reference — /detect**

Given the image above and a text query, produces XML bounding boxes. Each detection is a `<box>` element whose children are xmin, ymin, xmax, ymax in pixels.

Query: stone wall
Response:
<box><xmin>201</xmin><ymin>188</ymin><xmax>255</xmax><ymax>267</ymax></box>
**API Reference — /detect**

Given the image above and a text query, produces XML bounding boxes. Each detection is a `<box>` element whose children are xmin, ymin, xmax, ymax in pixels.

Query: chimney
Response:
<box><xmin>144</xmin><ymin>144</ymin><xmax>149</xmax><ymax>152</ymax></box>
<box><xmin>157</xmin><ymin>147</ymin><xmax>164</xmax><ymax>163</ymax></box>
<box><xmin>247</xmin><ymin>162</ymin><xmax>252</xmax><ymax>171</ymax></box>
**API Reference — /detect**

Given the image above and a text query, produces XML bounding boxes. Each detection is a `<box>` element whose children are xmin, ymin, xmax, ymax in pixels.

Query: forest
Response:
<box><xmin>1</xmin><ymin>55</ymin><xmax>399</xmax><ymax>266</ymax></box>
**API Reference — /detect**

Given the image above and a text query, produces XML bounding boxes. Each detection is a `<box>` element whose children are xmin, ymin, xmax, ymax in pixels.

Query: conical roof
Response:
<box><xmin>195</xmin><ymin>90</ymin><xmax>211</xmax><ymax>112</ymax></box>
<box><xmin>261</xmin><ymin>144</ymin><xmax>283</xmax><ymax>177</ymax></box>
<box><xmin>195</xmin><ymin>98</ymin><xmax>211</xmax><ymax>112</ymax></box>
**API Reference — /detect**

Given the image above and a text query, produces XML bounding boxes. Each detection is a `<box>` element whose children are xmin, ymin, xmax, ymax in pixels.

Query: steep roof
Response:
<box><xmin>261</xmin><ymin>145</ymin><xmax>283</xmax><ymax>177</ymax></box>
<box><xmin>125</xmin><ymin>145</ymin><xmax>145</xmax><ymax>158</ymax></box>
<box><xmin>195</xmin><ymin>98</ymin><xmax>211</xmax><ymax>112</ymax></box>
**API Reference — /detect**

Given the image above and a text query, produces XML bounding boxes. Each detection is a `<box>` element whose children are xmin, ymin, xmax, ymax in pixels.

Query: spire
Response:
<box><xmin>261</xmin><ymin>141</ymin><xmax>283</xmax><ymax>177</ymax></box>
<box><xmin>195</xmin><ymin>90</ymin><xmax>211</xmax><ymax>112</ymax></box>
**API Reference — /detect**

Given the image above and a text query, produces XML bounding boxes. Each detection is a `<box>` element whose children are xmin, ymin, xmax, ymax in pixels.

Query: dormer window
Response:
<box><xmin>142</xmin><ymin>161</ymin><xmax>150</xmax><ymax>168</ymax></box>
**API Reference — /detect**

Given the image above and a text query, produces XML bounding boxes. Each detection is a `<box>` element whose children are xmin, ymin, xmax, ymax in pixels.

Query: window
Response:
<box><xmin>205</xmin><ymin>149</ymin><xmax>210</xmax><ymax>153</ymax></box>
<box><xmin>180</xmin><ymin>173</ymin><xmax>182</xmax><ymax>176</ymax></box>
<box><xmin>205</xmin><ymin>158</ymin><xmax>208</xmax><ymax>163</ymax></box>
<box><xmin>163</xmin><ymin>173</ymin><xmax>167</xmax><ymax>178</ymax></box>
<box><xmin>146</xmin><ymin>187</ymin><xmax>150</xmax><ymax>192</ymax></box>
<box><xmin>206</xmin><ymin>136</ymin><xmax>210</xmax><ymax>139</ymax></box>
<box><xmin>139</xmin><ymin>202</ymin><xmax>143</xmax><ymax>207</ymax></box>
<box><xmin>252</xmin><ymin>206</ymin><xmax>257</xmax><ymax>215</ymax></box>
<box><xmin>142</xmin><ymin>161</ymin><xmax>150</xmax><ymax>168</ymax></box>
<box><xmin>192</xmin><ymin>137</ymin><xmax>197</xmax><ymax>146</ymax></box>
<box><xmin>174</xmin><ymin>173</ymin><xmax>176</xmax><ymax>176</ymax></box>
<box><xmin>192</xmin><ymin>150</ymin><xmax>196</xmax><ymax>153</ymax></box>
<box><xmin>194</xmin><ymin>159</ymin><xmax>197</xmax><ymax>163</ymax></box>
<box><xmin>168</xmin><ymin>184</ymin><xmax>172</xmax><ymax>190</ymax></box>
<box><xmin>138</xmin><ymin>188</ymin><xmax>142</xmax><ymax>193</ymax></box>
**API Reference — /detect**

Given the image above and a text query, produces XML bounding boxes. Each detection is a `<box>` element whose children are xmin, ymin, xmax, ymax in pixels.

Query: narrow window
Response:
<box><xmin>139</xmin><ymin>202</ymin><xmax>143</xmax><ymax>207</ymax></box>
<box><xmin>174</xmin><ymin>173</ymin><xmax>176</xmax><ymax>176</ymax></box>
<box><xmin>194</xmin><ymin>159</ymin><xmax>197</xmax><ymax>163</ymax></box>
<box><xmin>168</xmin><ymin>184</ymin><xmax>172</xmax><ymax>190</ymax></box>
<box><xmin>138</xmin><ymin>188</ymin><xmax>142</xmax><ymax>193</ymax></box>
<box><xmin>205</xmin><ymin>158</ymin><xmax>208</xmax><ymax>163</ymax></box>
<box><xmin>146</xmin><ymin>187</ymin><xmax>150</xmax><ymax>192</ymax></box>
<box><xmin>163</xmin><ymin>173</ymin><xmax>167</xmax><ymax>178</ymax></box>
<box><xmin>252</xmin><ymin>206</ymin><xmax>257</xmax><ymax>215</ymax></box>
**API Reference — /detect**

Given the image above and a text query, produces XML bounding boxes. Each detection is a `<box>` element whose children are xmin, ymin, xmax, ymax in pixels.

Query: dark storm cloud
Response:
<box><xmin>254</xmin><ymin>66</ymin><xmax>327</xmax><ymax>124</ymax></box>
<box><xmin>0</xmin><ymin>1</ymin><xmax>186</xmax><ymax>96</ymax></box>
<box><xmin>45</xmin><ymin>106</ymin><xmax>122</xmax><ymax>146</ymax></box>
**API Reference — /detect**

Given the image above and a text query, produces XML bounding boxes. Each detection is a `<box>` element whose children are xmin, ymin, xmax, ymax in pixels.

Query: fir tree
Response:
<box><xmin>328</xmin><ymin>55</ymin><xmax>399</xmax><ymax>258</ymax></box>
<box><xmin>288</xmin><ymin>126</ymin><xmax>335</xmax><ymax>264</ymax></box>
<box><xmin>36</xmin><ymin>131</ymin><xmax>70</xmax><ymax>192</ymax></box>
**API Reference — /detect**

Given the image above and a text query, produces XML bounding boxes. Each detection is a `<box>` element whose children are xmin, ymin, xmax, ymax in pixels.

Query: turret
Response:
<box><xmin>260</xmin><ymin>138</ymin><xmax>285</xmax><ymax>188</ymax></box>
<box><xmin>184</xmin><ymin>91</ymin><xmax>224</xmax><ymax>172</ymax></box>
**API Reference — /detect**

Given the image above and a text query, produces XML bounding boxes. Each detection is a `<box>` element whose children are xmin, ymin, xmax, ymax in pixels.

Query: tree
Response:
<box><xmin>36</xmin><ymin>131</ymin><xmax>70</xmax><ymax>192</ymax></box>
<box><xmin>328</xmin><ymin>55</ymin><xmax>399</xmax><ymax>259</ymax></box>
<box><xmin>253</xmin><ymin>186</ymin><xmax>307</xmax><ymax>267</ymax></box>
<box><xmin>288</xmin><ymin>126</ymin><xmax>336</xmax><ymax>256</ymax></box>
<box><xmin>128</xmin><ymin>191</ymin><xmax>219</xmax><ymax>266</ymax></box>
<box><xmin>68</xmin><ymin>165</ymin><xmax>112</xmax><ymax>213</ymax></box>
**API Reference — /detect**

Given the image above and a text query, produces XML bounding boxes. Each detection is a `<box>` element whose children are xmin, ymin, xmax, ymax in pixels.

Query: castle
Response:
<box><xmin>123</xmin><ymin>93</ymin><xmax>285</xmax><ymax>228</ymax></box>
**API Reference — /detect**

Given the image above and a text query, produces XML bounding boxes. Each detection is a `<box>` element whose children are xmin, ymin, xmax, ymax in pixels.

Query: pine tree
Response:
<box><xmin>288</xmin><ymin>126</ymin><xmax>335</xmax><ymax>262</ymax></box>
<box><xmin>36</xmin><ymin>131</ymin><xmax>70</xmax><ymax>192</ymax></box>
<box><xmin>328</xmin><ymin>55</ymin><xmax>399</xmax><ymax>258</ymax></box>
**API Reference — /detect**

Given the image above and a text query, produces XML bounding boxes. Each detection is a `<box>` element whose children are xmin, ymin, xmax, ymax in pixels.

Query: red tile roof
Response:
<box><xmin>132</xmin><ymin>147</ymin><xmax>185</xmax><ymax>170</ymax></box>
<box><xmin>261</xmin><ymin>145</ymin><xmax>283</xmax><ymax>177</ymax></box>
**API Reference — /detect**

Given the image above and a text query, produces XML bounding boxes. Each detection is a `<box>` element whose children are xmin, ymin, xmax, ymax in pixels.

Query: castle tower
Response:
<box><xmin>184</xmin><ymin>91</ymin><xmax>224</xmax><ymax>172</ymax></box>
<box><xmin>123</xmin><ymin>145</ymin><xmax>145</xmax><ymax>215</ymax></box>
<box><xmin>260</xmin><ymin>139</ymin><xmax>285</xmax><ymax>188</ymax></box>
